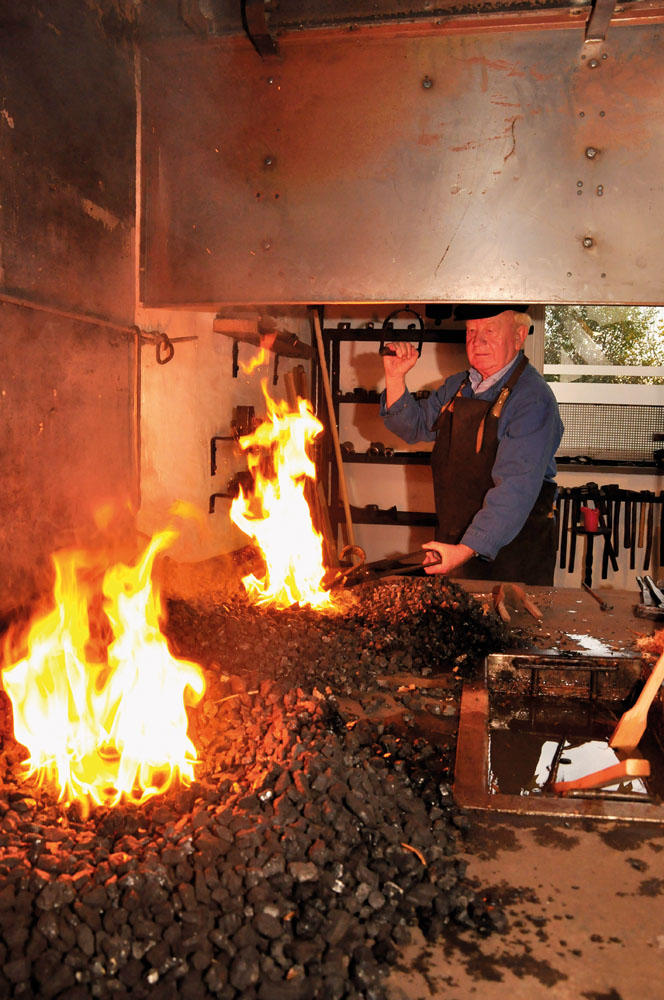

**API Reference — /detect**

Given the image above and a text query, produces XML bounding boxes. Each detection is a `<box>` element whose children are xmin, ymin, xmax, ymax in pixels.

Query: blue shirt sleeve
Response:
<box><xmin>379</xmin><ymin>373</ymin><xmax>466</xmax><ymax>443</ymax></box>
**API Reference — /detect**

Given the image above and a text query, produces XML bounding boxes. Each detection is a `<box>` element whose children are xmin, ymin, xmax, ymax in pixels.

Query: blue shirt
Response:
<box><xmin>380</xmin><ymin>353</ymin><xmax>564</xmax><ymax>560</ymax></box>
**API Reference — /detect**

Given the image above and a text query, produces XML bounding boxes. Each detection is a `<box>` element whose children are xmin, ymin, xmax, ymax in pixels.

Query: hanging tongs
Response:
<box><xmin>378</xmin><ymin>307</ymin><xmax>425</xmax><ymax>357</ymax></box>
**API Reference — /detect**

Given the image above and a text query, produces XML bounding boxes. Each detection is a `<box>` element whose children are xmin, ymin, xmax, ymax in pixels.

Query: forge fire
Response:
<box><xmin>0</xmin><ymin>565</ymin><xmax>509</xmax><ymax>1000</ymax></box>
<box><xmin>1</xmin><ymin>531</ymin><xmax>205</xmax><ymax>813</ymax></box>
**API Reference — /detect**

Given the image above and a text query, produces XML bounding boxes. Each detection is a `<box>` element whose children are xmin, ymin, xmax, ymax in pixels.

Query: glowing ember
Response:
<box><xmin>1</xmin><ymin>530</ymin><xmax>205</xmax><ymax>811</ymax></box>
<box><xmin>230</xmin><ymin>382</ymin><xmax>333</xmax><ymax>608</ymax></box>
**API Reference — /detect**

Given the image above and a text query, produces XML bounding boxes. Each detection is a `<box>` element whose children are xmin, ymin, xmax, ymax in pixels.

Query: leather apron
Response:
<box><xmin>430</xmin><ymin>356</ymin><xmax>557</xmax><ymax>585</ymax></box>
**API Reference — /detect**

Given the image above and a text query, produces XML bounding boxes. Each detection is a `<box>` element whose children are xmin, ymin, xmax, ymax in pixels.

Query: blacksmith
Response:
<box><xmin>381</xmin><ymin>305</ymin><xmax>564</xmax><ymax>585</ymax></box>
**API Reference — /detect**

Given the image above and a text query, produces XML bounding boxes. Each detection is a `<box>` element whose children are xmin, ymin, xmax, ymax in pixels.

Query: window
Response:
<box><xmin>543</xmin><ymin>306</ymin><xmax>664</xmax><ymax>463</ymax></box>
<box><xmin>544</xmin><ymin>305</ymin><xmax>664</xmax><ymax>402</ymax></box>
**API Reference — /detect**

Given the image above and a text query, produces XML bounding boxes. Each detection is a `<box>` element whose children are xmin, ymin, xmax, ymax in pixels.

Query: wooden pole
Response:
<box><xmin>312</xmin><ymin>310</ymin><xmax>355</xmax><ymax>548</ymax></box>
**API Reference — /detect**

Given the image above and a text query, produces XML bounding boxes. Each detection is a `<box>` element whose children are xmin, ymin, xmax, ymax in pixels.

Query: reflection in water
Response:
<box><xmin>488</xmin><ymin>697</ymin><xmax>655</xmax><ymax>798</ymax></box>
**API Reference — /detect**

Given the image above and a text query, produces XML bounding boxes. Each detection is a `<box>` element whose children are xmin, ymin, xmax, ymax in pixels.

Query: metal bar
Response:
<box><xmin>0</xmin><ymin>290</ymin><xmax>135</xmax><ymax>337</ymax></box>
<box><xmin>544</xmin><ymin>364</ymin><xmax>664</xmax><ymax>376</ymax></box>
<box><xmin>488</xmin><ymin>651</ymin><xmax>639</xmax><ymax>669</ymax></box>
<box><xmin>585</xmin><ymin>0</ymin><xmax>618</xmax><ymax>41</ymax></box>
<box><xmin>325</xmin><ymin>328</ymin><xmax>465</xmax><ymax>345</ymax></box>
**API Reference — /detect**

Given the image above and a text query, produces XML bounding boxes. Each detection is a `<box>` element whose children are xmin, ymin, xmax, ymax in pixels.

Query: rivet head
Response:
<box><xmin>267</xmin><ymin>77</ymin><xmax>274</xmax><ymax>84</ymax></box>
<box><xmin>263</xmin><ymin>241</ymin><xmax>272</xmax><ymax>250</ymax></box>
<box><xmin>577</xmin><ymin>180</ymin><xmax>583</xmax><ymax>187</ymax></box>
<box><xmin>422</xmin><ymin>76</ymin><xmax>433</xmax><ymax>89</ymax></box>
<box><xmin>586</xmin><ymin>146</ymin><xmax>598</xmax><ymax>158</ymax></box>
<box><xmin>589</xmin><ymin>58</ymin><xmax>600</xmax><ymax>69</ymax></box>
<box><xmin>599</xmin><ymin>110</ymin><xmax>606</xmax><ymax>117</ymax></box>
<box><xmin>583</xmin><ymin>236</ymin><xmax>594</xmax><ymax>248</ymax></box>
<box><xmin>264</xmin><ymin>156</ymin><xmax>274</xmax><ymax>166</ymax></box>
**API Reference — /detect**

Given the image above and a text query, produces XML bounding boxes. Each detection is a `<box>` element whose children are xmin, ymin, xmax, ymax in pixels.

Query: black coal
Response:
<box><xmin>0</xmin><ymin>577</ymin><xmax>510</xmax><ymax>999</ymax></box>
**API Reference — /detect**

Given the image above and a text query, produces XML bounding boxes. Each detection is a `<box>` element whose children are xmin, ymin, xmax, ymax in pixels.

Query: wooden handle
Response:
<box><xmin>312</xmin><ymin>311</ymin><xmax>355</xmax><ymax>548</ymax></box>
<box><xmin>552</xmin><ymin>758</ymin><xmax>650</xmax><ymax>794</ymax></box>
<box><xmin>610</xmin><ymin>650</ymin><xmax>664</xmax><ymax>750</ymax></box>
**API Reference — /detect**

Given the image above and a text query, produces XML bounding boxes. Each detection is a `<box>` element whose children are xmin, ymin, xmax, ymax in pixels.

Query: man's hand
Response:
<box><xmin>383</xmin><ymin>342</ymin><xmax>420</xmax><ymax>407</ymax></box>
<box><xmin>421</xmin><ymin>541</ymin><xmax>475</xmax><ymax>575</ymax></box>
<box><xmin>383</xmin><ymin>341</ymin><xmax>420</xmax><ymax>378</ymax></box>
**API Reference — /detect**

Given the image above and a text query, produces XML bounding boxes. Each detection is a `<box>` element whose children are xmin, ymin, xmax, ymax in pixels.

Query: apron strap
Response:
<box><xmin>474</xmin><ymin>355</ymin><xmax>530</xmax><ymax>452</ymax></box>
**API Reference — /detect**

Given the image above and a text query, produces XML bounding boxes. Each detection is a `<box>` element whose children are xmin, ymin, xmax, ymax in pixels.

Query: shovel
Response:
<box><xmin>610</xmin><ymin>649</ymin><xmax>664</xmax><ymax>751</ymax></box>
<box><xmin>552</xmin><ymin>758</ymin><xmax>650</xmax><ymax>794</ymax></box>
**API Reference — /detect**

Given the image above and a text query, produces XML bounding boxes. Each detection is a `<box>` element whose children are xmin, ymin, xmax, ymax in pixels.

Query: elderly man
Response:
<box><xmin>380</xmin><ymin>305</ymin><xmax>564</xmax><ymax>585</ymax></box>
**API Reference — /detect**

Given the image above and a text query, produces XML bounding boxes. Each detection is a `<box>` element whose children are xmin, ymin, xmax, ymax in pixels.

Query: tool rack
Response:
<box><xmin>557</xmin><ymin>483</ymin><xmax>664</xmax><ymax>587</ymax></box>
<box><xmin>315</xmin><ymin>318</ymin><xmax>465</xmax><ymax>539</ymax></box>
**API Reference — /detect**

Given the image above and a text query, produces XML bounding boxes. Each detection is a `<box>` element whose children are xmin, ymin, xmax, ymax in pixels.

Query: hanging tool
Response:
<box><xmin>638</xmin><ymin>492</ymin><xmax>647</xmax><ymax>549</ymax></box>
<box><xmin>611</xmin><ymin>488</ymin><xmax>621</xmax><ymax>562</ymax></box>
<box><xmin>600</xmin><ymin>491</ymin><xmax>612</xmax><ymax>580</ymax></box>
<box><xmin>551</xmin><ymin>758</ymin><xmax>650</xmax><ymax>794</ymax></box>
<box><xmin>582</xmin><ymin>581</ymin><xmax>613</xmax><ymax>611</ymax></box>
<box><xmin>377</xmin><ymin>306</ymin><xmax>425</xmax><ymax>357</ymax></box>
<box><xmin>568</xmin><ymin>496</ymin><xmax>580</xmax><ymax>574</ymax></box>
<box><xmin>644</xmin><ymin>492</ymin><xmax>655</xmax><ymax>571</ymax></box>
<box><xmin>624</xmin><ymin>496</ymin><xmax>632</xmax><ymax>550</ymax></box>
<box><xmin>559</xmin><ymin>490</ymin><xmax>570</xmax><ymax>570</ymax></box>
<box><xmin>610</xmin><ymin>650</ymin><xmax>664</xmax><ymax>752</ymax></box>
<box><xmin>630</xmin><ymin>500</ymin><xmax>638</xmax><ymax>570</ymax></box>
<box><xmin>312</xmin><ymin>310</ymin><xmax>355</xmax><ymax>547</ymax></box>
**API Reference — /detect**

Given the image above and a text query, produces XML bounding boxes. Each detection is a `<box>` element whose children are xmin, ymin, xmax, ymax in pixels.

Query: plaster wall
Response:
<box><xmin>136</xmin><ymin>307</ymin><xmax>312</xmax><ymax>564</ymax></box>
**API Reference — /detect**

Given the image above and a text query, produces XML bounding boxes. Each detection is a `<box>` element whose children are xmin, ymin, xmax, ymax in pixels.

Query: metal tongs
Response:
<box><xmin>330</xmin><ymin>547</ymin><xmax>441</xmax><ymax>588</ymax></box>
<box><xmin>492</xmin><ymin>582</ymin><xmax>543</xmax><ymax>622</ymax></box>
<box><xmin>641</xmin><ymin>575</ymin><xmax>664</xmax><ymax>607</ymax></box>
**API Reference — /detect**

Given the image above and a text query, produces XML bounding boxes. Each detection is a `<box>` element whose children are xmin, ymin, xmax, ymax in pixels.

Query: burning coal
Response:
<box><xmin>230</xmin><ymin>382</ymin><xmax>334</xmax><ymax>610</ymax></box>
<box><xmin>1</xmin><ymin>529</ymin><xmax>205</xmax><ymax>813</ymax></box>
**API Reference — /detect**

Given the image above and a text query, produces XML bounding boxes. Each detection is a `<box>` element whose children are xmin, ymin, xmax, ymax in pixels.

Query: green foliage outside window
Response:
<box><xmin>544</xmin><ymin>306</ymin><xmax>664</xmax><ymax>384</ymax></box>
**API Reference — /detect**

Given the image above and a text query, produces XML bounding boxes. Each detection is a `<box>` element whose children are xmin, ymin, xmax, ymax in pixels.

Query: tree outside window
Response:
<box><xmin>544</xmin><ymin>306</ymin><xmax>664</xmax><ymax>385</ymax></box>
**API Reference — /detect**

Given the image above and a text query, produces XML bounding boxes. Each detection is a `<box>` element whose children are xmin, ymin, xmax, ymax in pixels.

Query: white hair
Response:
<box><xmin>512</xmin><ymin>310</ymin><xmax>533</xmax><ymax>332</ymax></box>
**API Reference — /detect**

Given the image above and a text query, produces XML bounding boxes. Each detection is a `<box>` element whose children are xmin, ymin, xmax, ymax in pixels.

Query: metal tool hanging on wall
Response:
<box><xmin>378</xmin><ymin>306</ymin><xmax>425</xmax><ymax>357</ymax></box>
<box><xmin>136</xmin><ymin>327</ymin><xmax>198</xmax><ymax>365</ymax></box>
<box><xmin>213</xmin><ymin>317</ymin><xmax>313</xmax><ymax>382</ymax></box>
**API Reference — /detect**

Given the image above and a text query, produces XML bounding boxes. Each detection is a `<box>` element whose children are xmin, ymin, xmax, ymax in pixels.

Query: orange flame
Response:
<box><xmin>241</xmin><ymin>345</ymin><xmax>269</xmax><ymax>375</ymax></box>
<box><xmin>1</xmin><ymin>530</ymin><xmax>205</xmax><ymax>812</ymax></box>
<box><xmin>230</xmin><ymin>383</ymin><xmax>333</xmax><ymax>608</ymax></box>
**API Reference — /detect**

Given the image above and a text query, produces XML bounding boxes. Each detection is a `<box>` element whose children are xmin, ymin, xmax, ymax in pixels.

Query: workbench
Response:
<box><xmin>461</xmin><ymin>581</ymin><xmax>660</xmax><ymax>656</ymax></box>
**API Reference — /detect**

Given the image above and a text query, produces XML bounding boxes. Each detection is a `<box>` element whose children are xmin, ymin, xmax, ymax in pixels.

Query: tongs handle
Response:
<box><xmin>378</xmin><ymin>307</ymin><xmax>424</xmax><ymax>357</ymax></box>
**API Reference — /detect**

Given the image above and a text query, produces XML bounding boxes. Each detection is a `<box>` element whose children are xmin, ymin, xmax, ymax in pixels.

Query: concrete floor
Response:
<box><xmin>388</xmin><ymin>815</ymin><xmax>664</xmax><ymax>1000</ymax></box>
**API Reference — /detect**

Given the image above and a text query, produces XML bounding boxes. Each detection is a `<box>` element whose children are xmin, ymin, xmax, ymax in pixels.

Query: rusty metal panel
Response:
<box><xmin>0</xmin><ymin>304</ymin><xmax>135</xmax><ymax>616</ymax></box>
<box><xmin>141</xmin><ymin>23</ymin><xmax>664</xmax><ymax>305</ymax></box>
<box><xmin>0</xmin><ymin>0</ymin><xmax>136</xmax><ymax>324</ymax></box>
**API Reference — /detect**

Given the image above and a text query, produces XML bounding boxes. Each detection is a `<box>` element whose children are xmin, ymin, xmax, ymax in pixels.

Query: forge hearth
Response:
<box><xmin>0</xmin><ymin>576</ymin><xmax>510</xmax><ymax>1000</ymax></box>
